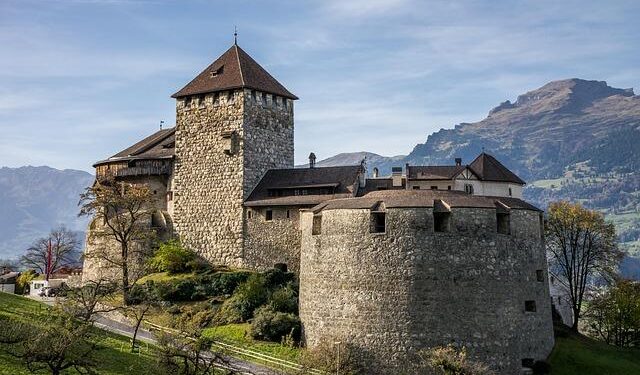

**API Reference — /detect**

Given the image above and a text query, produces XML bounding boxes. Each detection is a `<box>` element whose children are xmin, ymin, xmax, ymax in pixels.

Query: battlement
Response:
<box><xmin>175</xmin><ymin>89</ymin><xmax>294</xmax><ymax>115</ymax></box>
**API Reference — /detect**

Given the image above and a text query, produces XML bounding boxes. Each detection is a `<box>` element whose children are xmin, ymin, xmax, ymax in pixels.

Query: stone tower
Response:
<box><xmin>171</xmin><ymin>43</ymin><xmax>297</xmax><ymax>267</ymax></box>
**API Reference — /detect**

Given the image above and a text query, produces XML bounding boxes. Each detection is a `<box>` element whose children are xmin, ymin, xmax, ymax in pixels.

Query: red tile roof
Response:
<box><xmin>172</xmin><ymin>44</ymin><xmax>297</xmax><ymax>99</ymax></box>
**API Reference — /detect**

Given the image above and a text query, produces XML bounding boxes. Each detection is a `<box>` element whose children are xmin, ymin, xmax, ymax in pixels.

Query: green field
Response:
<box><xmin>0</xmin><ymin>292</ymin><xmax>158</xmax><ymax>375</ymax></box>
<box><xmin>549</xmin><ymin>325</ymin><xmax>640</xmax><ymax>375</ymax></box>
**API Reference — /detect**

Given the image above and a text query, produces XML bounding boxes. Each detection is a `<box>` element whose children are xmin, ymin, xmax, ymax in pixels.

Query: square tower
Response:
<box><xmin>171</xmin><ymin>43</ymin><xmax>297</xmax><ymax>267</ymax></box>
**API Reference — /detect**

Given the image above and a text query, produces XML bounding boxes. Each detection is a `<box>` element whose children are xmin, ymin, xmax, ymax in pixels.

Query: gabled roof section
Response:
<box><xmin>468</xmin><ymin>153</ymin><xmax>525</xmax><ymax>185</ymax></box>
<box><xmin>172</xmin><ymin>44</ymin><xmax>298</xmax><ymax>99</ymax></box>
<box><xmin>93</xmin><ymin>128</ymin><xmax>175</xmax><ymax>167</ymax></box>
<box><xmin>245</xmin><ymin>165</ymin><xmax>362</xmax><ymax>207</ymax></box>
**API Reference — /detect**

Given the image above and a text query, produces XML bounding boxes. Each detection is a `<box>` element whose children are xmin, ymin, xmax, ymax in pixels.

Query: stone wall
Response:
<box><xmin>299</xmin><ymin>206</ymin><xmax>554</xmax><ymax>374</ymax></box>
<box><xmin>244</xmin><ymin>206</ymin><xmax>305</xmax><ymax>272</ymax></box>
<box><xmin>82</xmin><ymin>175</ymin><xmax>171</xmax><ymax>283</ymax></box>
<box><xmin>172</xmin><ymin>89</ymin><xmax>293</xmax><ymax>268</ymax></box>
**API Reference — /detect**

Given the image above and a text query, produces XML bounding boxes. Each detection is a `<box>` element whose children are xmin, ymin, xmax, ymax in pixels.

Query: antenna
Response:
<box><xmin>160</xmin><ymin>120</ymin><xmax>164</xmax><ymax>130</ymax></box>
<box><xmin>234</xmin><ymin>26</ymin><xmax>238</xmax><ymax>45</ymax></box>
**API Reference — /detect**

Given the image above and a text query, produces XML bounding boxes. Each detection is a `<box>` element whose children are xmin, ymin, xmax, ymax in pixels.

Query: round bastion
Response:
<box><xmin>299</xmin><ymin>190</ymin><xmax>554</xmax><ymax>375</ymax></box>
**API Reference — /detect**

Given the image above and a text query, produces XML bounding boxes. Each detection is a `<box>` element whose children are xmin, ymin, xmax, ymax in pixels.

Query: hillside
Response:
<box><xmin>317</xmin><ymin>79</ymin><xmax>640</xmax><ymax>276</ymax></box>
<box><xmin>0</xmin><ymin>166</ymin><xmax>93</xmax><ymax>260</ymax></box>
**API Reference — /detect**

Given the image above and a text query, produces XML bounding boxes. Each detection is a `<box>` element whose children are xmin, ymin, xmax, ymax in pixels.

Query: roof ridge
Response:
<box><xmin>235</xmin><ymin>45</ymin><xmax>245</xmax><ymax>87</ymax></box>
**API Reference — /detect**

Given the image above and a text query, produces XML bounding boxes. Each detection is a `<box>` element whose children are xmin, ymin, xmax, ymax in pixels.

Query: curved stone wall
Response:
<box><xmin>299</xmin><ymin>205</ymin><xmax>554</xmax><ymax>374</ymax></box>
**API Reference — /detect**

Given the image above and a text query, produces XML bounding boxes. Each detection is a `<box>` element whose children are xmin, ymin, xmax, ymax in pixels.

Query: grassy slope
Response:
<box><xmin>0</xmin><ymin>292</ymin><xmax>158</xmax><ymax>375</ymax></box>
<box><xmin>549</xmin><ymin>326</ymin><xmax>640</xmax><ymax>375</ymax></box>
<box><xmin>202</xmin><ymin>323</ymin><xmax>301</xmax><ymax>362</ymax></box>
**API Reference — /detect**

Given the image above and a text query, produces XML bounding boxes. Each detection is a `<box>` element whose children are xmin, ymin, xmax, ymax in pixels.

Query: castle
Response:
<box><xmin>83</xmin><ymin>42</ymin><xmax>554</xmax><ymax>374</ymax></box>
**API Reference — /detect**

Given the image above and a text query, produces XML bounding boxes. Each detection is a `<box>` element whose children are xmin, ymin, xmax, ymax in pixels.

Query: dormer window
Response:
<box><xmin>464</xmin><ymin>184</ymin><xmax>474</xmax><ymax>194</ymax></box>
<box><xmin>210</xmin><ymin>66</ymin><xmax>223</xmax><ymax>77</ymax></box>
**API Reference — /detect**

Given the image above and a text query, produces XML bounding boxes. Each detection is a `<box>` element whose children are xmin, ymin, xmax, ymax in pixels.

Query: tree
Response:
<box><xmin>585</xmin><ymin>279</ymin><xmax>640</xmax><ymax>347</ymax></box>
<box><xmin>79</xmin><ymin>177</ymin><xmax>155</xmax><ymax>304</ymax></box>
<box><xmin>20</xmin><ymin>227</ymin><xmax>79</xmax><ymax>276</ymax></box>
<box><xmin>155</xmin><ymin>313</ymin><xmax>233</xmax><ymax>375</ymax></box>
<box><xmin>546</xmin><ymin>201</ymin><xmax>624</xmax><ymax>331</ymax></box>
<box><xmin>63</xmin><ymin>278</ymin><xmax>120</xmax><ymax>322</ymax></box>
<box><xmin>0</xmin><ymin>314</ymin><xmax>100</xmax><ymax>375</ymax></box>
<box><xmin>15</xmin><ymin>270</ymin><xmax>37</xmax><ymax>295</ymax></box>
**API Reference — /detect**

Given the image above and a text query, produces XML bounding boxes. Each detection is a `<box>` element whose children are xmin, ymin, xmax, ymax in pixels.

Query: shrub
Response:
<box><xmin>149</xmin><ymin>240</ymin><xmax>196</xmax><ymax>274</ymax></box>
<box><xmin>214</xmin><ymin>274</ymin><xmax>268</xmax><ymax>324</ymax></box>
<box><xmin>15</xmin><ymin>270</ymin><xmax>37</xmax><ymax>295</ymax></box>
<box><xmin>268</xmin><ymin>284</ymin><xmax>298</xmax><ymax>314</ymax></box>
<box><xmin>262</xmin><ymin>268</ymin><xmax>295</xmax><ymax>289</ymax></box>
<box><xmin>194</xmin><ymin>271</ymin><xmax>251</xmax><ymax>297</ymax></box>
<box><xmin>422</xmin><ymin>345</ymin><xmax>493</xmax><ymax>375</ymax></box>
<box><xmin>299</xmin><ymin>341</ymin><xmax>363</xmax><ymax>375</ymax></box>
<box><xmin>250</xmin><ymin>306</ymin><xmax>301</xmax><ymax>342</ymax></box>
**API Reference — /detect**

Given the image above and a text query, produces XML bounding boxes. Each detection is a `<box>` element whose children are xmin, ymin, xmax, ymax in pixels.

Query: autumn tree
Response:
<box><xmin>20</xmin><ymin>226</ymin><xmax>79</xmax><ymax>276</ymax></box>
<box><xmin>546</xmin><ymin>201</ymin><xmax>623</xmax><ymax>331</ymax></box>
<box><xmin>585</xmin><ymin>279</ymin><xmax>640</xmax><ymax>347</ymax></box>
<box><xmin>79</xmin><ymin>177</ymin><xmax>155</xmax><ymax>304</ymax></box>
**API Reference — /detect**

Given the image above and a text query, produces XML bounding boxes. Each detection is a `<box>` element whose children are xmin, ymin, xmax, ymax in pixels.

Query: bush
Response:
<box><xmin>149</xmin><ymin>240</ymin><xmax>196</xmax><ymax>274</ymax></box>
<box><xmin>299</xmin><ymin>341</ymin><xmax>363</xmax><ymax>375</ymax></box>
<box><xmin>268</xmin><ymin>284</ymin><xmax>298</xmax><ymax>314</ymax></box>
<box><xmin>250</xmin><ymin>306</ymin><xmax>301</xmax><ymax>342</ymax></box>
<box><xmin>262</xmin><ymin>268</ymin><xmax>295</xmax><ymax>289</ymax></box>
<box><xmin>194</xmin><ymin>271</ymin><xmax>251</xmax><ymax>297</ymax></box>
<box><xmin>421</xmin><ymin>345</ymin><xmax>493</xmax><ymax>375</ymax></box>
<box><xmin>214</xmin><ymin>274</ymin><xmax>268</xmax><ymax>324</ymax></box>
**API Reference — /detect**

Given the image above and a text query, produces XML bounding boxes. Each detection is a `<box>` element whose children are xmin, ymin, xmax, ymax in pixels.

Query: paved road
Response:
<box><xmin>29</xmin><ymin>296</ymin><xmax>282</xmax><ymax>375</ymax></box>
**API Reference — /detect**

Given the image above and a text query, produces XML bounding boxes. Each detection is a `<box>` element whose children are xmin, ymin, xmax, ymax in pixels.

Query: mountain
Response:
<box><xmin>0</xmin><ymin>166</ymin><xmax>94</xmax><ymax>260</ymax></box>
<box><xmin>316</xmin><ymin>79</ymin><xmax>640</xmax><ymax>278</ymax></box>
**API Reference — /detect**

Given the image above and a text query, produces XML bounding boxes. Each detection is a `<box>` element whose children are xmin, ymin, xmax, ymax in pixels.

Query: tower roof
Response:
<box><xmin>172</xmin><ymin>44</ymin><xmax>298</xmax><ymax>99</ymax></box>
<box><xmin>468</xmin><ymin>153</ymin><xmax>525</xmax><ymax>185</ymax></box>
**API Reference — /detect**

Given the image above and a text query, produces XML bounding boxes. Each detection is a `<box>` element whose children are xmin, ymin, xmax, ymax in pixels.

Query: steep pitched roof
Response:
<box><xmin>94</xmin><ymin>128</ymin><xmax>175</xmax><ymax>166</ymax></box>
<box><xmin>172</xmin><ymin>44</ymin><xmax>298</xmax><ymax>99</ymax></box>
<box><xmin>468</xmin><ymin>153</ymin><xmax>525</xmax><ymax>185</ymax></box>
<box><xmin>245</xmin><ymin>165</ymin><xmax>362</xmax><ymax>207</ymax></box>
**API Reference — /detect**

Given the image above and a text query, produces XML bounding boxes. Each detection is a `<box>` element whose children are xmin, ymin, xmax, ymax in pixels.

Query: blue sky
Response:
<box><xmin>1</xmin><ymin>0</ymin><xmax>639</xmax><ymax>172</ymax></box>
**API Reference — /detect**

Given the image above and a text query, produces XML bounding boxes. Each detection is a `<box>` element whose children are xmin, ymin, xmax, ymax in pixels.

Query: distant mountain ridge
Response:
<box><xmin>0</xmin><ymin>166</ymin><xmax>93</xmax><ymax>260</ymax></box>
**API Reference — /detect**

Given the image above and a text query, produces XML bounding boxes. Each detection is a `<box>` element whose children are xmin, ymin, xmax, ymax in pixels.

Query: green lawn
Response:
<box><xmin>0</xmin><ymin>292</ymin><xmax>158</xmax><ymax>375</ymax></box>
<box><xmin>549</xmin><ymin>326</ymin><xmax>640</xmax><ymax>375</ymax></box>
<box><xmin>203</xmin><ymin>323</ymin><xmax>301</xmax><ymax>362</ymax></box>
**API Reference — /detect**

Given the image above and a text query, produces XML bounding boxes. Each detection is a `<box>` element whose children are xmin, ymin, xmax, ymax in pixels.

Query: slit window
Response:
<box><xmin>536</xmin><ymin>270</ymin><xmax>544</xmax><ymax>282</ymax></box>
<box><xmin>247</xmin><ymin>209</ymin><xmax>252</xmax><ymax>219</ymax></box>
<box><xmin>525</xmin><ymin>300</ymin><xmax>536</xmax><ymax>312</ymax></box>
<box><xmin>265</xmin><ymin>209</ymin><xmax>273</xmax><ymax>222</ymax></box>
<box><xmin>286</xmin><ymin>210</ymin><xmax>291</xmax><ymax>219</ymax></box>
<box><xmin>251</xmin><ymin>90</ymin><xmax>257</xmax><ymax>102</ymax></box>
<box><xmin>431</xmin><ymin>186</ymin><xmax>438</xmax><ymax>190</ymax></box>
<box><xmin>370</xmin><ymin>212</ymin><xmax>386</xmax><ymax>234</ymax></box>
<box><xmin>312</xmin><ymin>214</ymin><xmax>322</xmax><ymax>235</ymax></box>
<box><xmin>434</xmin><ymin>212</ymin><xmax>451</xmax><ymax>233</ymax></box>
<box><xmin>508</xmin><ymin>187</ymin><xmax>513</xmax><ymax>196</ymax></box>
<box><xmin>497</xmin><ymin>212</ymin><xmax>511</xmax><ymax>235</ymax></box>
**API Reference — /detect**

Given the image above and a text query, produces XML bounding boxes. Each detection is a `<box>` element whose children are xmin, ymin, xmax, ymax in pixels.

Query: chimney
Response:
<box><xmin>309</xmin><ymin>152</ymin><xmax>316</xmax><ymax>168</ymax></box>
<box><xmin>392</xmin><ymin>166</ymin><xmax>403</xmax><ymax>187</ymax></box>
<box><xmin>455</xmin><ymin>158</ymin><xmax>462</xmax><ymax>166</ymax></box>
<box><xmin>372</xmin><ymin>167</ymin><xmax>379</xmax><ymax>178</ymax></box>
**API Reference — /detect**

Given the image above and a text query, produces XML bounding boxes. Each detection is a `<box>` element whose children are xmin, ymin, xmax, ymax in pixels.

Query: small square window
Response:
<box><xmin>525</xmin><ymin>300</ymin><xmax>536</xmax><ymax>312</ymax></box>
<box><xmin>536</xmin><ymin>270</ymin><xmax>544</xmax><ymax>282</ymax></box>
<box><xmin>265</xmin><ymin>209</ymin><xmax>273</xmax><ymax>221</ymax></box>
<box><xmin>447</xmin><ymin>186</ymin><xmax>451</xmax><ymax>190</ymax></box>
<box><xmin>370</xmin><ymin>212</ymin><xmax>386</xmax><ymax>234</ymax></box>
